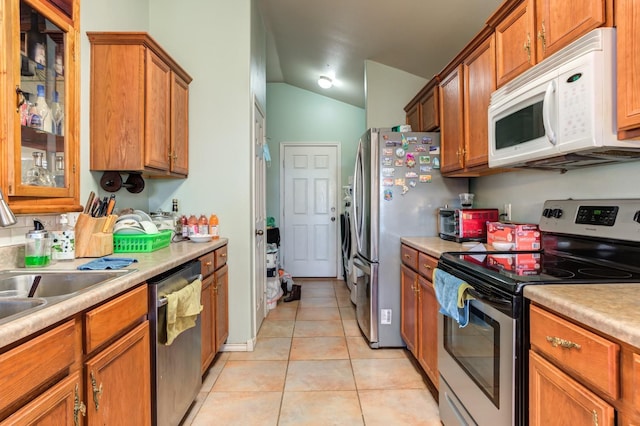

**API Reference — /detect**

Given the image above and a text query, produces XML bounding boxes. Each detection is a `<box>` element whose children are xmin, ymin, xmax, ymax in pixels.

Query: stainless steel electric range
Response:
<box><xmin>435</xmin><ymin>199</ymin><xmax>640</xmax><ymax>426</ymax></box>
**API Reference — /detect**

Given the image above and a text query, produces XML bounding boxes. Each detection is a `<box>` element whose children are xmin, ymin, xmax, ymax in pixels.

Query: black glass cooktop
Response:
<box><xmin>439</xmin><ymin>249</ymin><xmax>640</xmax><ymax>295</ymax></box>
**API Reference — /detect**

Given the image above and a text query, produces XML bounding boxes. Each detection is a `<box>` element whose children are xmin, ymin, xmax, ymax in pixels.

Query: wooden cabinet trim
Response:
<box><xmin>401</xmin><ymin>244</ymin><xmax>418</xmax><ymax>270</ymax></box>
<box><xmin>84</xmin><ymin>284</ymin><xmax>148</xmax><ymax>354</ymax></box>
<box><xmin>215</xmin><ymin>244</ymin><xmax>228</xmax><ymax>269</ymax></box>
<box><xmin>417</xmin><ymin>252</ymin><xmax>438</xmax><ymax>280</ymax></box>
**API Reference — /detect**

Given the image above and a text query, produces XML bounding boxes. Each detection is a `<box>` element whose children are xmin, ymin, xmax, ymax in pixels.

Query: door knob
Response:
<box><xmin>256</xmin><ymin>229</ymin><xmax>264</xmax><ymax>235</ymax></box>
<box><xmin>331</xmin><ymin>217</ymin><xmax>336</xmax><ymax>222</ymax></box>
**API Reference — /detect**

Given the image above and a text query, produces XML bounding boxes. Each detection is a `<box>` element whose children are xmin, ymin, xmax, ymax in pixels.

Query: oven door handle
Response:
<box><xmin>467</xmin><ymin>288</ymin><xmax>511</xmax><ymax>309</ymax></box>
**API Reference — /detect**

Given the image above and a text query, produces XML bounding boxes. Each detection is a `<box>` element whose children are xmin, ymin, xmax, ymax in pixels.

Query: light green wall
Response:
<box><xmin>364</xmin><ymin>60</ymin><xmax>427</xmax><ymax>129</ymax></box>
<box><xmin>265</xmin><ymin>83</ymin><xmax>366</xmax><ymax>221</ymax></box>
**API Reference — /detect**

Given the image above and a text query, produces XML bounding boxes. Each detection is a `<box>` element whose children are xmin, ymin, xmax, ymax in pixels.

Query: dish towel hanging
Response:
<box><xmin>433</xmin><ymin>268</ymin><xmax>474</xmax><ymax>327</ymax></box>
<box><xmin>162</xmin><ymin>277</ymin><xmax>202</xmax><ymax>345</ymax></box>
<box><xmin>77</xmin><ymin>257</ymin><xmax>138</xmax><ymax>270</ymax></box>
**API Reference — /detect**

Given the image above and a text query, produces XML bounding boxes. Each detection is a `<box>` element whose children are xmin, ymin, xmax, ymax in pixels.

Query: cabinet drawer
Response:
<box><xmin>0</xmin><ymin>320</ymin><xmax>78</xmax><ymax>414</ymax></box>
<box><xmin>530</xmin><ymin>304</ymin><xmax>619</xmax><ymax>399</ymax></box>
<box><xmin>417</xmin><ymin>252</ymin><xmax>438</xmax><ymax>280</ymax></box>
<box><xmin>401</xmin><ymin>245</ymin><xmax>418</xmax><ymax>270</ymax></box>
<box><xmin>200</xmin><ymin>251</ymin><xmax>216</xmax><ymax>277</ymax></box>
<box><xmin>85</xmin><ymin>285</ymin><xmax>148</xmax><ymax>353</ymax></box>
<box><xmin>215</xmin><ymin>244</ymin><xmax>228</xmax><ymax>269</ymax></box>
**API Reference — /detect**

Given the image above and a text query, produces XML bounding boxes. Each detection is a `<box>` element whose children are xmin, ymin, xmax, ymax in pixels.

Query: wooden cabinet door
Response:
<box><xmin>463</xmin><ymin>34</ymin><xmax>496</xmax><ymax>170</ymax></box>
<box><xmin>170</xmin><ymin>72</ymin><xmax>190</xmax><ymax>176</ymax></box>
<box><xmin>405</xmin><ymin>102</ymin><xmax>420</xmax><ymax>131</ymax></box>
<box><xmin>535</xmin><ymin>0</ymin><xmax>607</xmax><ymax>60</ymax></box>
<box><xmin>529</xmin><ymin>351</ymin><xmax>615</xmax><ymax>426</ymax></box>
<box><xmin>214</xmin><ymin>264</ymin><xmax>229</xmax><ymax>352</ymax></box>
<box><xmin>420</xmin><ymin>87</ymin><xmax>439</xmax><ymax>131</ymax></box>
<box><xmin>0</xmin><ymin>371</ymin><xmax>85</xmax><ymax>426</ymax></box>
<box><xmin>616</xmin><ymin>0</ymin><xmax>640</xmax><ymax>136</ymax></box>
<box><xmin>144</xmin><ymin>49</ymin><xmax>172</xmax><ymax>172</ymax></box>
<box><xmin>400</xmin><ymin>264</ymin><xmax>418</xmax><ymax>354</ymax></box>
<box><xmin>495</xmin><ymin>0</ymin><xmax>535</xmax><ymax>87</ymax></box>
<box><xmin>439</xmin><ymin>65</ymin><xmax>465</xmax><ymax>174</ymax></box>
<box><xmin>85</xmin><ymin>321</ymin><xmax>151</xmax><ymax>426</ymax></box>
<box><xmin>417</xmin><ymin>275</ymin><xmax>438</xmax><ymax>389</ymax></box>
<box><xmin>200</xmin><ymin>274</ymin><xmax>215</xmax><ymax>374</ymax></box>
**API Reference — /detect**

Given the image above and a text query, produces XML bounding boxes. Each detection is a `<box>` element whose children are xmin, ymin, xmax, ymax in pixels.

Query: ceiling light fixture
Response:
<box><xmin>318</xmin><ymin>75</ymin><xmax>333</xmax><ymax>89</ymax></box>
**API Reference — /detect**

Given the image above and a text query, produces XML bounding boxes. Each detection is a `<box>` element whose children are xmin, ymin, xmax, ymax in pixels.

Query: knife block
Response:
<box><xmin>75</xmin><ymin>213</ymin><xmax>117</xmax><ymax>258</ymax></box>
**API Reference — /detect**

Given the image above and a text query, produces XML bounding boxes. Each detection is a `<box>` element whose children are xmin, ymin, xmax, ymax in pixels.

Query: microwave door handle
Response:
<box><xmin>542</xmin><ymin>80</ymin><xmax>557</xmax><ymax>145</ymax></box>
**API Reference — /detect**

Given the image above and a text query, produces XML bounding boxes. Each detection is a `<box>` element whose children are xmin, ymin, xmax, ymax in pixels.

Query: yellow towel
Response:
<box><xmin>164</xmin><ymin>278</ymin><xmax>203</xmax><ymax>345</ymax></box>
<box><xmin>457</xmin><ymin>282</ymin><xmax>474</xmax><ymax>308</ymax></box>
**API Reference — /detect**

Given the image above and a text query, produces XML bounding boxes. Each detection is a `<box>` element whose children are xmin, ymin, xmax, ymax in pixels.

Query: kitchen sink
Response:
<box><xmin>0</xmin><ymin>270</ymin><xmax>133</xmax><ymax>299</ymax></box>
<box><xmin>0</xmin><ymin>298</ymin><xmax>47</xmax><ymax>322</ymax></box>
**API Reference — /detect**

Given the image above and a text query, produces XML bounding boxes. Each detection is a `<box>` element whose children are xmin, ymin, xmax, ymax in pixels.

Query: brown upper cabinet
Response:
<box><xmin>88</xmin><ymin>32</ymin><xmax>192</xmax><ymax>178</ymax></box>
<box><xmin>1</xmin><ymin>0</ymin><xmax>82</xmax><ymax>214</ymax></box>
<box><xmin>495</xmin><ymin>0</ymin><xmax>612</xmax><ymax>87</ymax></box>
<box><xmin>404</xmin><ymin>78</ymin><xmax>440</xmax><ymax>132</ymax></box>
<box><xmin>616</xmin><ymin>0</ymin><xmax>640</xmax><ymax>139</ymax></box>
<box><xmin>439</xmin><ymin>28</ymin><xmax>500</xmax><ymax>177</ymax></box>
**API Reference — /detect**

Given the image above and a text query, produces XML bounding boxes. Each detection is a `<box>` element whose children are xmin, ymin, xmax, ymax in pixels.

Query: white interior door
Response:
<box><xmin>253</xmin><ymin>99</ymin><xmax>267</xmax><ymax>334</ymax></box>
<box><xmin>281</xmin><ymin>143</ymin><xmax>339</xmax><ymax>277</ymax></box>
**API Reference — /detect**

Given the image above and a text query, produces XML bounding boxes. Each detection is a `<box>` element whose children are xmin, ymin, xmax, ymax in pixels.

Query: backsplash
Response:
<box><xmin>0</xmin><ymin>213</ymin><xmax>80</xmax><ymax>248</ymax></box>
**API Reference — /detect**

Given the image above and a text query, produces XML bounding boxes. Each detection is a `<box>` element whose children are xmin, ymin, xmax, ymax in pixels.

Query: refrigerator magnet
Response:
<box><xmin>415</xmin><ymin>145</ymin><xmax>427</xmax><ymax>152</ymax></box>
<box><xmin>421</xmin><ymin>136</ymin><xmax>433</xmax><ymax>144</ymax></box>
<box><xmin>419</xmin><ymin>156</ymin><xmax>431</xmax><ymax>164</ymax></box>
<box><xmin>429</xmin><ymin>146</ymin><xmax>440</xmax><ymax>155</ymax></box>
<box><xmin>395</xmin><ymin>159</ymin><xmax>404</xmax><ymax>167</ymax></box>
<box><xmin>405</xmin><ymin>172</ymin><xmax>418</xmax><ymax>178</ymax></box>
<box><xmin>382</xmin><ymin>157</ymin><xmax>393</xmax><ymax>166</ymax></box>
<box><xmin>420</xmin><ymin>165</ymin><xmax>432</xmax><ymax>173</ymax></box>
<box><xmin>406</xmin><ymin>136</ymin><xmax>418</xmax><ymax>144</ymax></box>
<box><xmin>382</xmin><ymin>178</ymin><xmax>393</xmax><ymax>186</ymax></box>
<box><xmin>419</xmin><ymin>174</ymin><xmax>432</xmax><ymax>183</ymax></box>
<box><xmin>405</xmin><ymin>153</ymin><xmax>416</xmax><ymax>168</ymax></box>
<box><xmin>395</xmin><ymin>178</ymin><xmax>405</xmax><ymax>186</ymax></box>
<box><xmin>408</xmin><ymin>179</ymin><xmax>417</xmax><ymax>187</ymax></box>
<box><xmin>382</xmin><ymin>167</ymin><xmax>395</xmax><ymax>177</ymax></box>
<box><xmin>433</xmin><ymin>158</ymin><xmax>440</xmax><ymax>169</ymax></box>
<box><xmin>384</xmin><ymin>189</ymin><xmax>393</xmax><ymax>201</ymax></box>
<box><xmin>401</xmin><ymin>185</ymin><xmax>409</xmax><ymax>195</ymax></box>
<box><xmin>395</xmin><ymin>147</ymin><xmax>405</xmax><ymax>157</ymax></box>
<box><xmin>401</xmin><ymin>135</ymin><xmax>409</xmax><ymax>150</ymax></box>
<box><xmin>383</xmin><ymin>148</ymin><xmax>393</xmax><ymax>156</ymax></box>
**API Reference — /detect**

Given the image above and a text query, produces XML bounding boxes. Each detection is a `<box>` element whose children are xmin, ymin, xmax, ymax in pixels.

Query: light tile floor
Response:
<box><xmin>183</xmin><ymin>278</ymin><xmax>441</xmax><ymax>425</ymax></box>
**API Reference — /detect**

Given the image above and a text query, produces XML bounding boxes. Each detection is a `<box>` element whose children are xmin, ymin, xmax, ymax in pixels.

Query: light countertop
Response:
<box><xmin>0</xmin><ymin>238</ymin><xmax>228</xmax><ymax>348</ymax></box>
<box><xmin>400</xmin><ymin>236</ymin><xmax>465</xmax><ymax>257</ymax></box>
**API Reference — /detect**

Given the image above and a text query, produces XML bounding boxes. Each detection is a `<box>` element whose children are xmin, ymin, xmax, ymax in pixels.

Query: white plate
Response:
<box><xmin>134</xmin><ymin>210</ymin><xmax>153</xmax><ymax>222</ymax></box>
<box><xmin>190</xmin><ymin>234</ymin><xmax>212</xmax><ymax>243</ymax></box>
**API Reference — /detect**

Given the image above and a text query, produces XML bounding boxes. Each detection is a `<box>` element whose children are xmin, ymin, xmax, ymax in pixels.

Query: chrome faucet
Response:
<box><xmin>0</xmin><ymin>189</ymin><xmax>17</xmax><ymax>227</ymax></box>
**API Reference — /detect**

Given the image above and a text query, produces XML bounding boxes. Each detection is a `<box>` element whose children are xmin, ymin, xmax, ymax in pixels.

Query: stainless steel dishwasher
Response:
<box><xmin>148</xmin><ymin>260</ymin><xmax>202</xmax><ymax>426</ymax></box>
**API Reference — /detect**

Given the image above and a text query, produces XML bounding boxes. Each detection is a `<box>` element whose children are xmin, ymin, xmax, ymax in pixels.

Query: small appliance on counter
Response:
<box><xmin>438</xmin><ymin>208</ymin><xmax>499</xmax><ymax>242</ymax></box>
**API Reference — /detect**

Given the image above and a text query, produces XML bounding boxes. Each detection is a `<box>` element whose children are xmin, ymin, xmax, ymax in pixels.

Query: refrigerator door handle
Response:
<box><xmin>352</xmin><ymin>141</ymin><xmax>364</xmax><ymax>255</ymax></box>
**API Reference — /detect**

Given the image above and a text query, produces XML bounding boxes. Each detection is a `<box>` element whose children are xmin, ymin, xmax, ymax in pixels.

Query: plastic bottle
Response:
<box><xmin>209</xmin><ymin>214</ymin><xmax>219</xmax><ymax>239</ymax></box>
<box><xmin>181</xmin><ymin>215</ymin><xmax>188</xmax><ymax>239</ymax></box>
<box><xmin>198</xmin><ymin>214</ymin><xmax>209</xmax><ymax>235</ymax></box>
<box><xmin>51</xmin><ymin>214</ymin><xmax>75</xmax><ymax>260</ymax></box>
<box><xmin>187</xmin><ymin>214</ymin><xmax>198</xmax><ymax>237</ymax></box>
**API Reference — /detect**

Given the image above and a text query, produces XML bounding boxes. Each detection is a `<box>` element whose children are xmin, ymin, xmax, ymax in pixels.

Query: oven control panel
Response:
<box><xmin>539</xmin><ymin>199</ymin><xmax>640</xmax><ymax>242</ymax></box>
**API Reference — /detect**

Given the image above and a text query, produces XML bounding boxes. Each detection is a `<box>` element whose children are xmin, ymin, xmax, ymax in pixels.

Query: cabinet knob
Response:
<box><xmin>205</xmin><ymin>261</ymin><xmax>213</xmax><ymax>267</ymax></box>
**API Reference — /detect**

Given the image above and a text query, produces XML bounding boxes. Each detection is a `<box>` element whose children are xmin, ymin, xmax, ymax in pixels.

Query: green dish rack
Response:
<box><xmin>113</xmin><ymin>230</ymin><xmax>173</xmax><ymax>253</ymax></box>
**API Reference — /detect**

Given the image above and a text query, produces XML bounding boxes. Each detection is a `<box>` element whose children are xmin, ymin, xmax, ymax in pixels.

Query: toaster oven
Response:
<box><xmin>438</xmin><ymin>208</ymin><xmax>499</xmax><ymax>242</ymax></box>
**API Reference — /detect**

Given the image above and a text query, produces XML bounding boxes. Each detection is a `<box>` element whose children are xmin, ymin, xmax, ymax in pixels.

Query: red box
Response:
<box><xmin>486</xmin><ymin>222</ymin><xmax>541</xmax><ymax>251</ymax></box>
<box><xmin>487</xmin><ymin>253</ymin><xmax>541</xmax><ymax>275</ymax></box>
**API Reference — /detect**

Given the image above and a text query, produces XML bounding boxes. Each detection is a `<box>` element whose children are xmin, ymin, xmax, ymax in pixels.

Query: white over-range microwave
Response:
<box><xmin>488</xmin><ymin>28</ymin><xmax>640</xmax><ymax>170</ymax></box>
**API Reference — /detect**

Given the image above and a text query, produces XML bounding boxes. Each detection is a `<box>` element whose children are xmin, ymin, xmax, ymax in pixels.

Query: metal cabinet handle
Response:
<box><xmin>221</xmin><ymin>253</ymin><xmax>227</xmax><ymax>258</ymax></box>
<box><xmin>546</xmin><ymin>336</ymin><xmax>581</xmax><ymax>350</ymax></box>
<box><xmin>90</xmin><ymin>371</ymin><xmax>103</xmax><ymax>411</ymax></box>
<box><xmin>74</xmin><ymin>384</ymin><xmax>87</xmax><ymax>426</ymax></box>
<box><xmin>537</xmin><ymin>21</ymin><xmax>547</xmax><ymax>53</ymax></box>
<box><xmin>524</xmin><ymin>33</ymin><xmax>531</xmax><ymax>61</ymax></box>
<box><xmin>592</xmin><ymin>409</ymin><xmax>599</xmax><ymax>426</ymax></box>
<box><xmin>404</xmin><ymin>254</ymin><xmax>411</xmax><ymax>259</ymax></box>
<box><xmin>423</xmin><ymin>264</ymin><xmax>432</xmax><ymax>271</ymax></box>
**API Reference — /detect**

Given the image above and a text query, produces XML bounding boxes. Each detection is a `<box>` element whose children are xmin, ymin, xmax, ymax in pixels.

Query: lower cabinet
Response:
<box><xmin>84</xmin><ymin>322</ymin><xmax>151</xmax><ymax>426</ymax></box>
<box><xmin>200</xmin><ymin>244</ymin><xmax>229</xmax><ymax>372</ymax></box>
<box><xmin>529</xmin><ymin>303</ymin><xmax>640</xmax><ymax>423</ymax></box>
<box><xmin>400</xmin><ymin>244</ymin><xmax>439</xmax><ymax>391</ymax></box>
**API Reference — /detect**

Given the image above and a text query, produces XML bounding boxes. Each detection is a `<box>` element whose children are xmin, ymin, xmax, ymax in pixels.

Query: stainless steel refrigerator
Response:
<box><xmin>351</xmin><ymin>128</ymin><xmax>468</xmax><ymax>348</ymax></box>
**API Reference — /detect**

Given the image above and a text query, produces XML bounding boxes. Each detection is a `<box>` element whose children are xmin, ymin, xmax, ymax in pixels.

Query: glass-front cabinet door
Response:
<box><xmin>2</xmin><ymin>0</ymin><xmax>80</xmax><ymax>213</ymax></box>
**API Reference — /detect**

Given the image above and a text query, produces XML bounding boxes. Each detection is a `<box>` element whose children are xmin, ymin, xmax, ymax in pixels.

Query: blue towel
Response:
<box><xmin>77</xmin><ymin>257</ymin><xmax>138</xmax><ymax>270</ymax></box>
<box><xmin>433</xmin><ymin>268</ymin><xmax>474</xmax><ymax>327</ymax></box>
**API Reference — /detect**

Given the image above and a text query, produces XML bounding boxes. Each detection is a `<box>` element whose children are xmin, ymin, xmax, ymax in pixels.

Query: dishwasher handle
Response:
<box><xmin>157</xmin><ymin>273</ymin><xmax>203</xmax><ymax>307</ymax></box>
